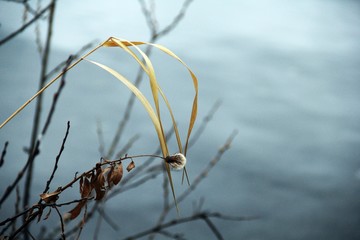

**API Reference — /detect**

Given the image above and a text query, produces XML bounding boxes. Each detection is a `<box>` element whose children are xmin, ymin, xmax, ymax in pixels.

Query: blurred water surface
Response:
<box><xmin>1</xmin><ymin>0</ymin><xmax>360</xmax><ymax>239</ymax></box>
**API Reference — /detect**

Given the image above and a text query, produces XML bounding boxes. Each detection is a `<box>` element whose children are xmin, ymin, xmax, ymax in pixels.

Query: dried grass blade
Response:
<box><xmin>103</xmin><ymin>38</ymin><xmax>181</xmax><ymax>210</ymax></box>
<box><xmin>103</xmin><ymin>37</ymin><xmax>198</xmax><ymax>156</ymax></box>
<box><xmin>87</xmin><ymin>58</ymin><xmax>180</xmax><ymax>212</ymax></box>
<box><xmin>149</xmin><ymin>44</ymin><xmax>198</xmax><ymax>156</ymax></box>
<box><xmin>158</xmin><ymin>88</ymin><xmax>183</xmax><ymax>153</ymax></box>
<box><xmin>86</xmin><ymin>59</ymin><xmax>167</xmax><ymax>157</ymax></box>
<box><xmin>105</xmin><ymin>38</ymin><xmax>165</xmax><ymax>147</ymax></box>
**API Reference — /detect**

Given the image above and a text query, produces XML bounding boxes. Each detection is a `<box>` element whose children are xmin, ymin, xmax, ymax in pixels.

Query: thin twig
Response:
<box><xmin>10</xmin><ymin>186</ymin><xmax>21</xmax><ymax>235</ymax></box>
<box><xmin>44</xmin><ymin>41</ymin><xmax>94</xmax><ymax>80</ymax></box>
<box><xmin>97</xmin><ymin>206</ymin><xmax>120</xmax><ymax>231</ymax></box>
<box><xmin>96</xmin><ymin>120</ymin><xmax>105</xmax><ymax>156</ymax></box>
<box><xmin>0</xmin><ymin>141</ymin><xmax>8</xmax><ymax>167</ymax></box>
<box><xmin>93</xmin><ymin>204</ymin><xmax>103</xmax><ymax>240</ymax></box>
<box><xmin>202</xmin><ymin>216</ymin><xmax>223</xmax><ymax>240</ymax></box>
<box><xmin>42</xmin><ymin>56</ymin><xmax>73</xmax><ymax>136</ymax></box>
<box><xmin>188</xmin><ymin>100</ymin><xmax>221</xmax><ymax>147</ymax></box>
<box><xmin>54</xmin><ymin>206</ymin><xmax>66</xmax><ymax>240</ymax></box>
<box><xmin>151</xmin><ymin>130</ymin><xmax>238</xmax><ymax>231</ymax></box>
<box><xmin>0</xmin><ymin>155</ymin><xmax>32</xmax><ymax>208</ymax></box>
<box><xmin>121</xmin><ymin>211</ymin><xmax>252</xmax><ymax>240</ymax></box>
<box><xmin>155</xmin><ymin>0</ymin><xmax>194</xmax><ymax>39</ymax></box>
<box><xmin>0</xmin><ymin>2</ymin><xmax>52</xmax><ymax>46</ymax></box>
<box><xmin>23</xmin><ymin>3</ymin><xmax>57</xmax><ymax>236</ymax></box>
<box><xmin>41</xmin><ymin>121</ymin><xmax>71</xmax><ymax>197</ymax></box>
<box><xmin>115</xmin><ymin>134</ymin><xmax>140</xmax><ymax>159</ymax></box>
<box><xmin>149</xmin><ymin>166</ymin><xmax>169</xmax><ymax>240</ymax></box>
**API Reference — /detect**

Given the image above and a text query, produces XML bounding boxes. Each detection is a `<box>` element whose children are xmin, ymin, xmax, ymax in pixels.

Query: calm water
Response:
<box><xmin>1</xmin><ymin>0</ymin><xmax>360</xmax><ymax>239</ymax></box>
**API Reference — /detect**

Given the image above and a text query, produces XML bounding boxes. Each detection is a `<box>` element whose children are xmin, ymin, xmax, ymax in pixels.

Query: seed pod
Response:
<box><xmin>165</xmin><ymin>153</ymin><xmax>187</xmax><ymax>170</ymax></box>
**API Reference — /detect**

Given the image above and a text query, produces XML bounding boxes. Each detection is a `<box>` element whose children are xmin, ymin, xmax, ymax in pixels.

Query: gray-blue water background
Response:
<box><xmin>1</xmin><ymin>0</ymin><xmax>360</xmax><ymax>239</ymax></box>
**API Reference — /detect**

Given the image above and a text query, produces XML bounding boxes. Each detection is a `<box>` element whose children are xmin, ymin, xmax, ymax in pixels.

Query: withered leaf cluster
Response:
<box><xmin>68</xmin><ymin>160</ymin><xmax>135</xmax><ymax>220</ymax></box>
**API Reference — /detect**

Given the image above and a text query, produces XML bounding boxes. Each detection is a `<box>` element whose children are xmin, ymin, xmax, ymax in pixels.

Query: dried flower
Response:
<box><xmin>165</xmin><ymin>153</ymin><xmax>187</xmax><ymax>170</ymax></box>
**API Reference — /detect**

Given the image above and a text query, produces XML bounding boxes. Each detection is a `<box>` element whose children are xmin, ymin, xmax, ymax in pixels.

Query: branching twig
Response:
<box><xmin>188</xmin><ymin>100</ymin><xmax>221</xmax><ymax>147</ymax></box>
<box><xmin>0</xmin><ymin>1</ymin><xmax>53</xmax><ymax>46</ymax></box>
<box><xmin>0</xmin><ymin>52</ymin><xmax>70</xmax><ymax>210</ymax></box>
<box><xmin>42</xmin><ymin>56</ymin><xmax>73</xmax><ymax>136</ymax></box>
<box><xmin>44</xmin><ymin>42</ymin><xmax>94</xmax><ymax>80</ymax></box>
<box><xmin>121</xmin><ymin>211</ymin><xmax>253</xmax><ymax>240</ymax></box>
<box><xmin>41</xmin><ymin>121</ymin><xmax>71</xmax><ymax>197</ymax></box>
<box><xmin>202</xmin><ymin>216</ymin><xmax>223</xmax><ymax>240</ymax></box>
<box><xmin>115</xmin><ymin>134</ymin><xmax>140</xmax><ymax>159</ymax></box>
<box><xmin>155</xmin><ymin>0</ymin><xmax>194</xmax><ymax>39</ymax></box>
<box><xmin>54</xmin><ymin>206</ymin><xmax>65</xmax><ymax>240</ymax></box>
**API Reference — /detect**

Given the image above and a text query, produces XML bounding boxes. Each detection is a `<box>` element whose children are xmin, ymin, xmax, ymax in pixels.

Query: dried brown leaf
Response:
<box><xmin>80</xmin><ymin>177</ymin><xmax>92</xmax><ymax>198</ymax></box>
<box><xmin>92</xmin><ymin>171</ymin><xmax>106</xmax><ymax>200</ymax></box>
<box><xmin>40</xmin><ymin>188</ymin><xmax>61</xmax><ymax>204</ymax></box>
<box><xmin>67</xmin><ymin>200</ymin><xmax>87</xmax><ymax>220</ymax></box>
<box><xmin>106</xmin><ymin>165</ymin><xmax>115</xmax><ymax>187</ymax></box>
<box><xmin>126</xmin><ymin>160</ymin><xmax>135</xmax><ymax>172</ymax></box>
<box><xmin>109</xmin><ymin>163</ymin><xmax>123</xmax><ymax>185</ymax></box>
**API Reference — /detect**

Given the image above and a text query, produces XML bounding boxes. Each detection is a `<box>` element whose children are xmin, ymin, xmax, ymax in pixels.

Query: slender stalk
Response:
<box><xmin>22</xmin><ymin>3</ymin><xmax>56</xmax><ymax>238</ymax></box>
<box><xmin>0</xmin><ymin>40</ymin><xmax>104</xmax><ymax>129</ymax></box>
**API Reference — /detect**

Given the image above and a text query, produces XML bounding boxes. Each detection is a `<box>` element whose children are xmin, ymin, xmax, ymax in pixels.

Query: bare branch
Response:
<box><xmin>0</xmin><ymin>1</ymin><xmax>53</xmax><ymax>46</ymax></box>
<box><xmin>121</xmin><ymin>211</ymin><xmax>253</xmax><ymax>240</ymax></box>
<box><xmin>42</xmin><ymin>56</ymin><xmax>73</xmax><ymax>136</ymax></box>
<box><xmin>41</xmin><ymin>121</ymin><xmax>71</xmax><ymax>197</ymax></box>
<box><xmin>202</xmin><ymin>216</ymin><xmax>223</xmax><ymax>240</ymax></box>
<box><xmin>156</xmin><ymin>0</ymin><xmax>194</xmax><ymax>39</ymax></box>
<box><xmin>0</xmin><ymin>141</ymin><xmax>8</xmax><ymax>168</ymax></box>
<box><xmin>188</xmin><ymin>100</ymin><xmax>222</xmax><ymax>148</ymax></box>
<box><xmin>54</xmin><ymin>206</ymin><xmax>66</xmax><ymax>240</ymax></box>
<box><xmin>44</xmin><ymin>41</ymin><xmax>94</xmax><ymax>80</ymax></box>
<box><xmin>115</xmin><ymin>134</ymin><xmax>140</xmax><ymax>159</ymax></box>
<box><xmin>96</xmin><ymin>120</ymin><xmax>106</xmax><ymax>156</ymax></box>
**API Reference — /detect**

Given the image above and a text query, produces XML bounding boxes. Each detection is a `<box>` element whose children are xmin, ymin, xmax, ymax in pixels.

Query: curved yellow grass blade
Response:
<box><xmin>149</xmin><ymin>43</ymin><xmax>198</xmax><ymax>157</ymax></box>
<box><xmin>104</xmin><ymin>37</ymin><xmax>198</xmax><ymax>186</ymax></box>
<box><xmin>106</xmin><ymin>39</ymin><xmax>183</xmax><ymax>153</ymax></box>
<box><xmin>104</xmin><ymin>37</ymin><xmax>198</xmax><ymax>156</ymax></box>
<box><xmin>86</xmin><ymin>59</ymin><xmax>179</xmax><ymax>211</ymax></box>
<box><xmin>103</xmin><ymin>38</ymin><xmax>183</xmax><ymax>206</ymax></box>
<box><xmin>87</xmin><ymin>59</ymin><xmax>166</xmax><ymax>156</ymax></box>
<box><xmin>103</xmin><ymin>38</ymin><xmax>166</xmax><ymax>139</ymax></box>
